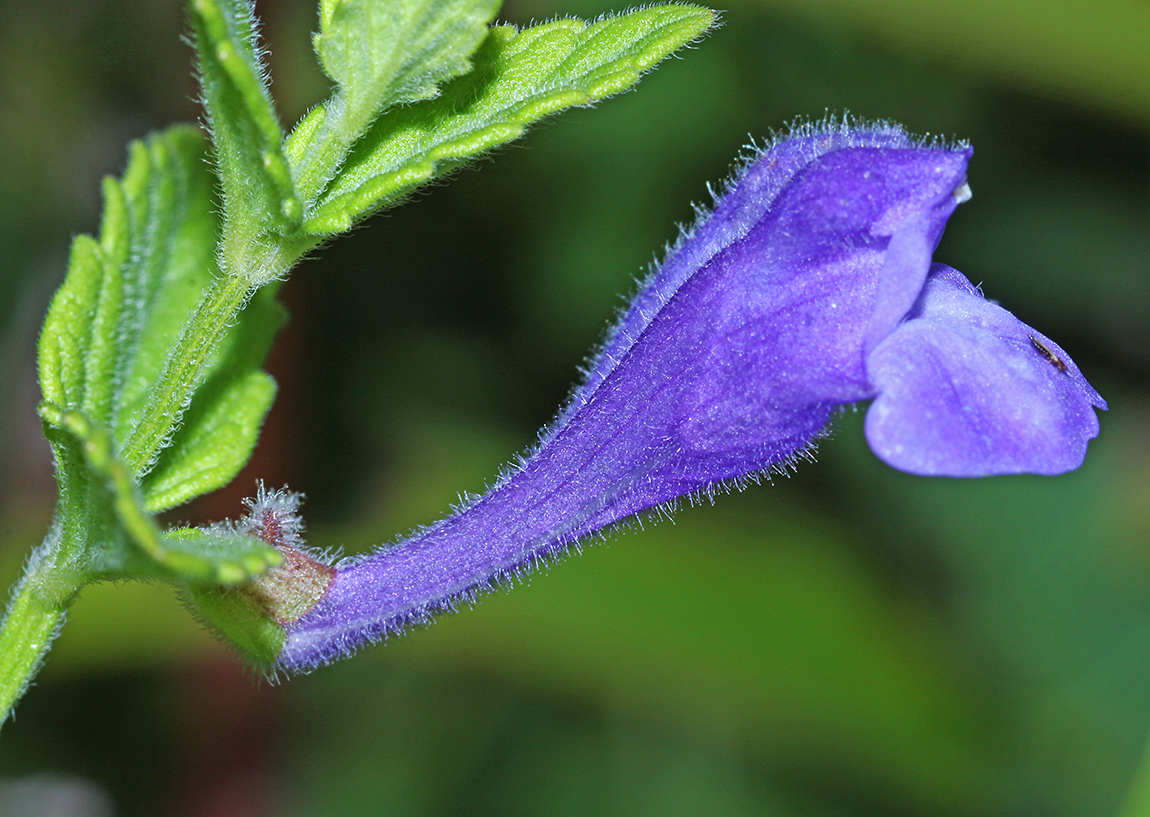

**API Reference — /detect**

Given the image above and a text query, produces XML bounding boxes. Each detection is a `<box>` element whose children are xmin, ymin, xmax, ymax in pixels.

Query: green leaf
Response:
<box><xmin>189</xmin><ymin>0</ymin><xmax>302</xmax><ymax>235</ymax></box>
<box><xmin>141</xmin><ymin>371</ymin><xmax>276</xmax><ymax>513</ymax></box>
<box><xmin>182</xmin><ymin>584</ymin><xmax>286</xmax><ymax>667</ymax></box>
<box><xmin>38</xmin><ymin>404</ymin><xmax>282</xmax><ymax>586</ymax></box>
<box><xmin>110</xmin><ymin>129</ymin><xmax>221</xmax><ymax>440</ymax></box>
<box><xmin>316</xmin><ymin>0</ymin><xmax>499</xmax><ymax>111</ymax></box>
<box><xmin>294</xmin><ymin>0</ymin><xmax>500</xmax><ymax>204</ymax></box>
<box><xmin>39</xmin><ymin>127</ymin><xmax>214</xmax><ymax>437</ymax></box>
<box><xmin>37</xmin><ymin>126</ymin><xmax>284</xmax><ymax>510</ymax></box>
<box><xmin>38</xmin><ymin>235</ymin><xmax>110</xmax><ymax>414</ymax></box>
<box><xmin>296</xmin><ymin>4</ymin><xmax>717</xmax><ymax>235</ymax></box>
<box><xmin>163</xmin><ymin>527</ymin><xmax>285</xmax><ymax>587</ymax></box>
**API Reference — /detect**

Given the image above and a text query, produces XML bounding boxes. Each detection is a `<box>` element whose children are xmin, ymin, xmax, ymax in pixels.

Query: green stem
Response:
<box><xmin>119</xmin><ymin>272</ymin><xmax>251</xmax><ymax>476</ymax></box>
<box><xmin>118</xmin><ymin>232</ymin><xmax>317</xmax><ymax>479</ymax></box>
<box><xmin>2</xmin><ymin>196</ymin><xmax>314</xmax><ymax>727</ymax></box>
<box><xmin>0</xmin><ymin>528</ymin><xmax>80</xmax><ymax>728</ymax></box>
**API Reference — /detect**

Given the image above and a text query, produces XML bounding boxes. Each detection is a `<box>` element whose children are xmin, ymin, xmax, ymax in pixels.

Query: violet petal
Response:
<box><xmin>864</xmin><ymin>264</ymin><xmax>1106</xmax><ymax>476</ymax></box>
<box><xmin>678</xmin><ymin>143</ymin><xmax>971</xmax><ymax>449</ymax></box>
<box><xmin>278</xmin><ymin>127</ymin><xmax>976</xmax><ymax>671</ymax></box>
<box><xmin>567</xmin><ymin>121</ymin><xmax>947</xmax><ymax>427</ymax></box>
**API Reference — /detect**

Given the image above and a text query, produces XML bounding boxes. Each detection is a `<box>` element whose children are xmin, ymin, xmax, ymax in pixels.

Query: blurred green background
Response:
<box><xmin>0</xmin><ymin>0</ymin><xmax>1148</xmax><ymax>815</ymax></box>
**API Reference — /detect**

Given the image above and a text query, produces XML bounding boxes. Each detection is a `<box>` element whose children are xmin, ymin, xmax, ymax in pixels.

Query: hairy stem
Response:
<box><xmin>1</xmin><ymin>231</ymin><xmax>312</xmax><ymax>725</ymax></box>
<box><xmin>119</xmin><ymin>273</ymin><xmax>251</xmax><ymax>477</ymax></box>
<box><xmin>119</xmin><ymin>237</ymin><xmax>309</xmax><ymax>479</ymax></box>
<box><xmin>0</xmin><ymin>527</ymin><xmax>83</xmax><ymax>728</ymax></box>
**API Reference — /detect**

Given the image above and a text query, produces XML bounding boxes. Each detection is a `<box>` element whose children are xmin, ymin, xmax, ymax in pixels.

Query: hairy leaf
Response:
<box><xmin>39</xmin><ymin>127</ymin><xmax>212</xmax><ymax>436</ymax></box>
<box><xmin>295</xmin><ymin>0</ymin><xmax>500</xmax><ymax>204</ymax></box>
<box><xmin>190</xmin><ymin>0</ymin><xmax>302</xmax><ymax>234</ymax></box>
<box><xmin>141</xmin><ymin>372</ymin><xmax>276</xmax><ymax>513</ymax></box>
<box><xmin>38</xmin><ymin>126</ymin><xmax>284</xmax><ymax>513</ymax></box>
<box><xmin>294</xmin><ymin>4</ymin><xmax>716</xmax><ymax>235</ymax></box>
<box><xmin>110</xmin><ymin>129</ymin><xmax>219</xmax><ymax>439</ymax></box>
<box><xmin>38</xmin><ymin>235</ymin><xmax>110</xmax><ymax>415</ymax></box>
<box><xmin>316</xmin><ymin>0</ymin><xmax>498</xmax><ymax>113</ymax></box>
<box><xmin>182</xmin><ymin>584</ymin><xmax>286</xmax><ymax>666</ymax></box>
<box><xmin>164</xmin><ymin>528</ymin><xmax>285</xmax><ymax>587</ymax></box>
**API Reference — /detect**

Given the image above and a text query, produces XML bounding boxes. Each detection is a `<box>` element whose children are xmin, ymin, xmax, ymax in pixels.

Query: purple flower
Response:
<box><xmin>274</xmin><ymin>120</ymin><xmax>1105</xmax><ymax>672</ymax></box>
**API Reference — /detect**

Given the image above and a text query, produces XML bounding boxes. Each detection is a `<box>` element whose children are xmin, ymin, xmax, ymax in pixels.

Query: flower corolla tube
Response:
<box><xmin>270</xmin><ymin>120</ymin><xmax>1106</xmax><ymax>672</ymax></box>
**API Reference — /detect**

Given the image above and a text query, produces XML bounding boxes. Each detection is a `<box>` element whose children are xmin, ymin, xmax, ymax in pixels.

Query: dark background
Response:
<box><xmin>0</xmin><ymin>0</ymin><xmax>1148</xmax><ymax>815</ymax></box>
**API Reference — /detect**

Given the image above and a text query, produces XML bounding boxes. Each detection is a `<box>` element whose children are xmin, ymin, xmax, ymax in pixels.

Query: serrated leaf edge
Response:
<box><xmin>300</xmin><ymin>5</ymin><xmax>715</xmax><ymax>235</ymax></box>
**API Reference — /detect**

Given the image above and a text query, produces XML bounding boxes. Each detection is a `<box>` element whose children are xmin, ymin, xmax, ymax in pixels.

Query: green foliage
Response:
<box><xmin>37</xmin><ymin>127</ymin><xmax>280</xmax><ymax>508</ymax></box>
<box><xmin>182</xmin><ymin>583</ymin><xmax>287</xmax><ymax>666</ymax></box>
<box><xmin>37</xmin><ymin>404</ymin><xmax>281</xmax><ymax>585</ymax></box>
<box><xmin>190</xmin><ymin>0</ymin><xmax>302</xmax><ymax>240</ymax></box>
<box><xmin>37</xmin><ymin>234</ymin><xmax>112</xmax><ymax>417</ymax></box>
<box><xmin>140</xmin><ymin>372</ymin><xmax>276</xmax><ymax>514</ymax></box>
<box><xmin>315</xmin><ymin>0</ymin><xmax>496</xmax><ymax>104</ymax></box>
<box><xmin>3</xmin><ymin>0</ymin><xmax>717</xmax><ymax>724</ymax></box>
<box><xmin>141</xmin><ymin>287</ymin><xmax>284</xmax><ymax>513</ymax></box>
<box><xmin>296</xmin><ymin>4</ymin><xmax>717</xmax><ymax>234</ymax></box>
<box><xmin>298</xmin><ymin>0</ymin><xmax>500</xmax><ymax>203</ymax></box>
<box><xmin>33</xmin><ymin>126</ymin><xmax>284</xmax><ymax>589</ymax></box>
<box><xmin>40</xmin><ymin>127</ymin><xmax>212</xmax><ymax>447</ymax></box>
